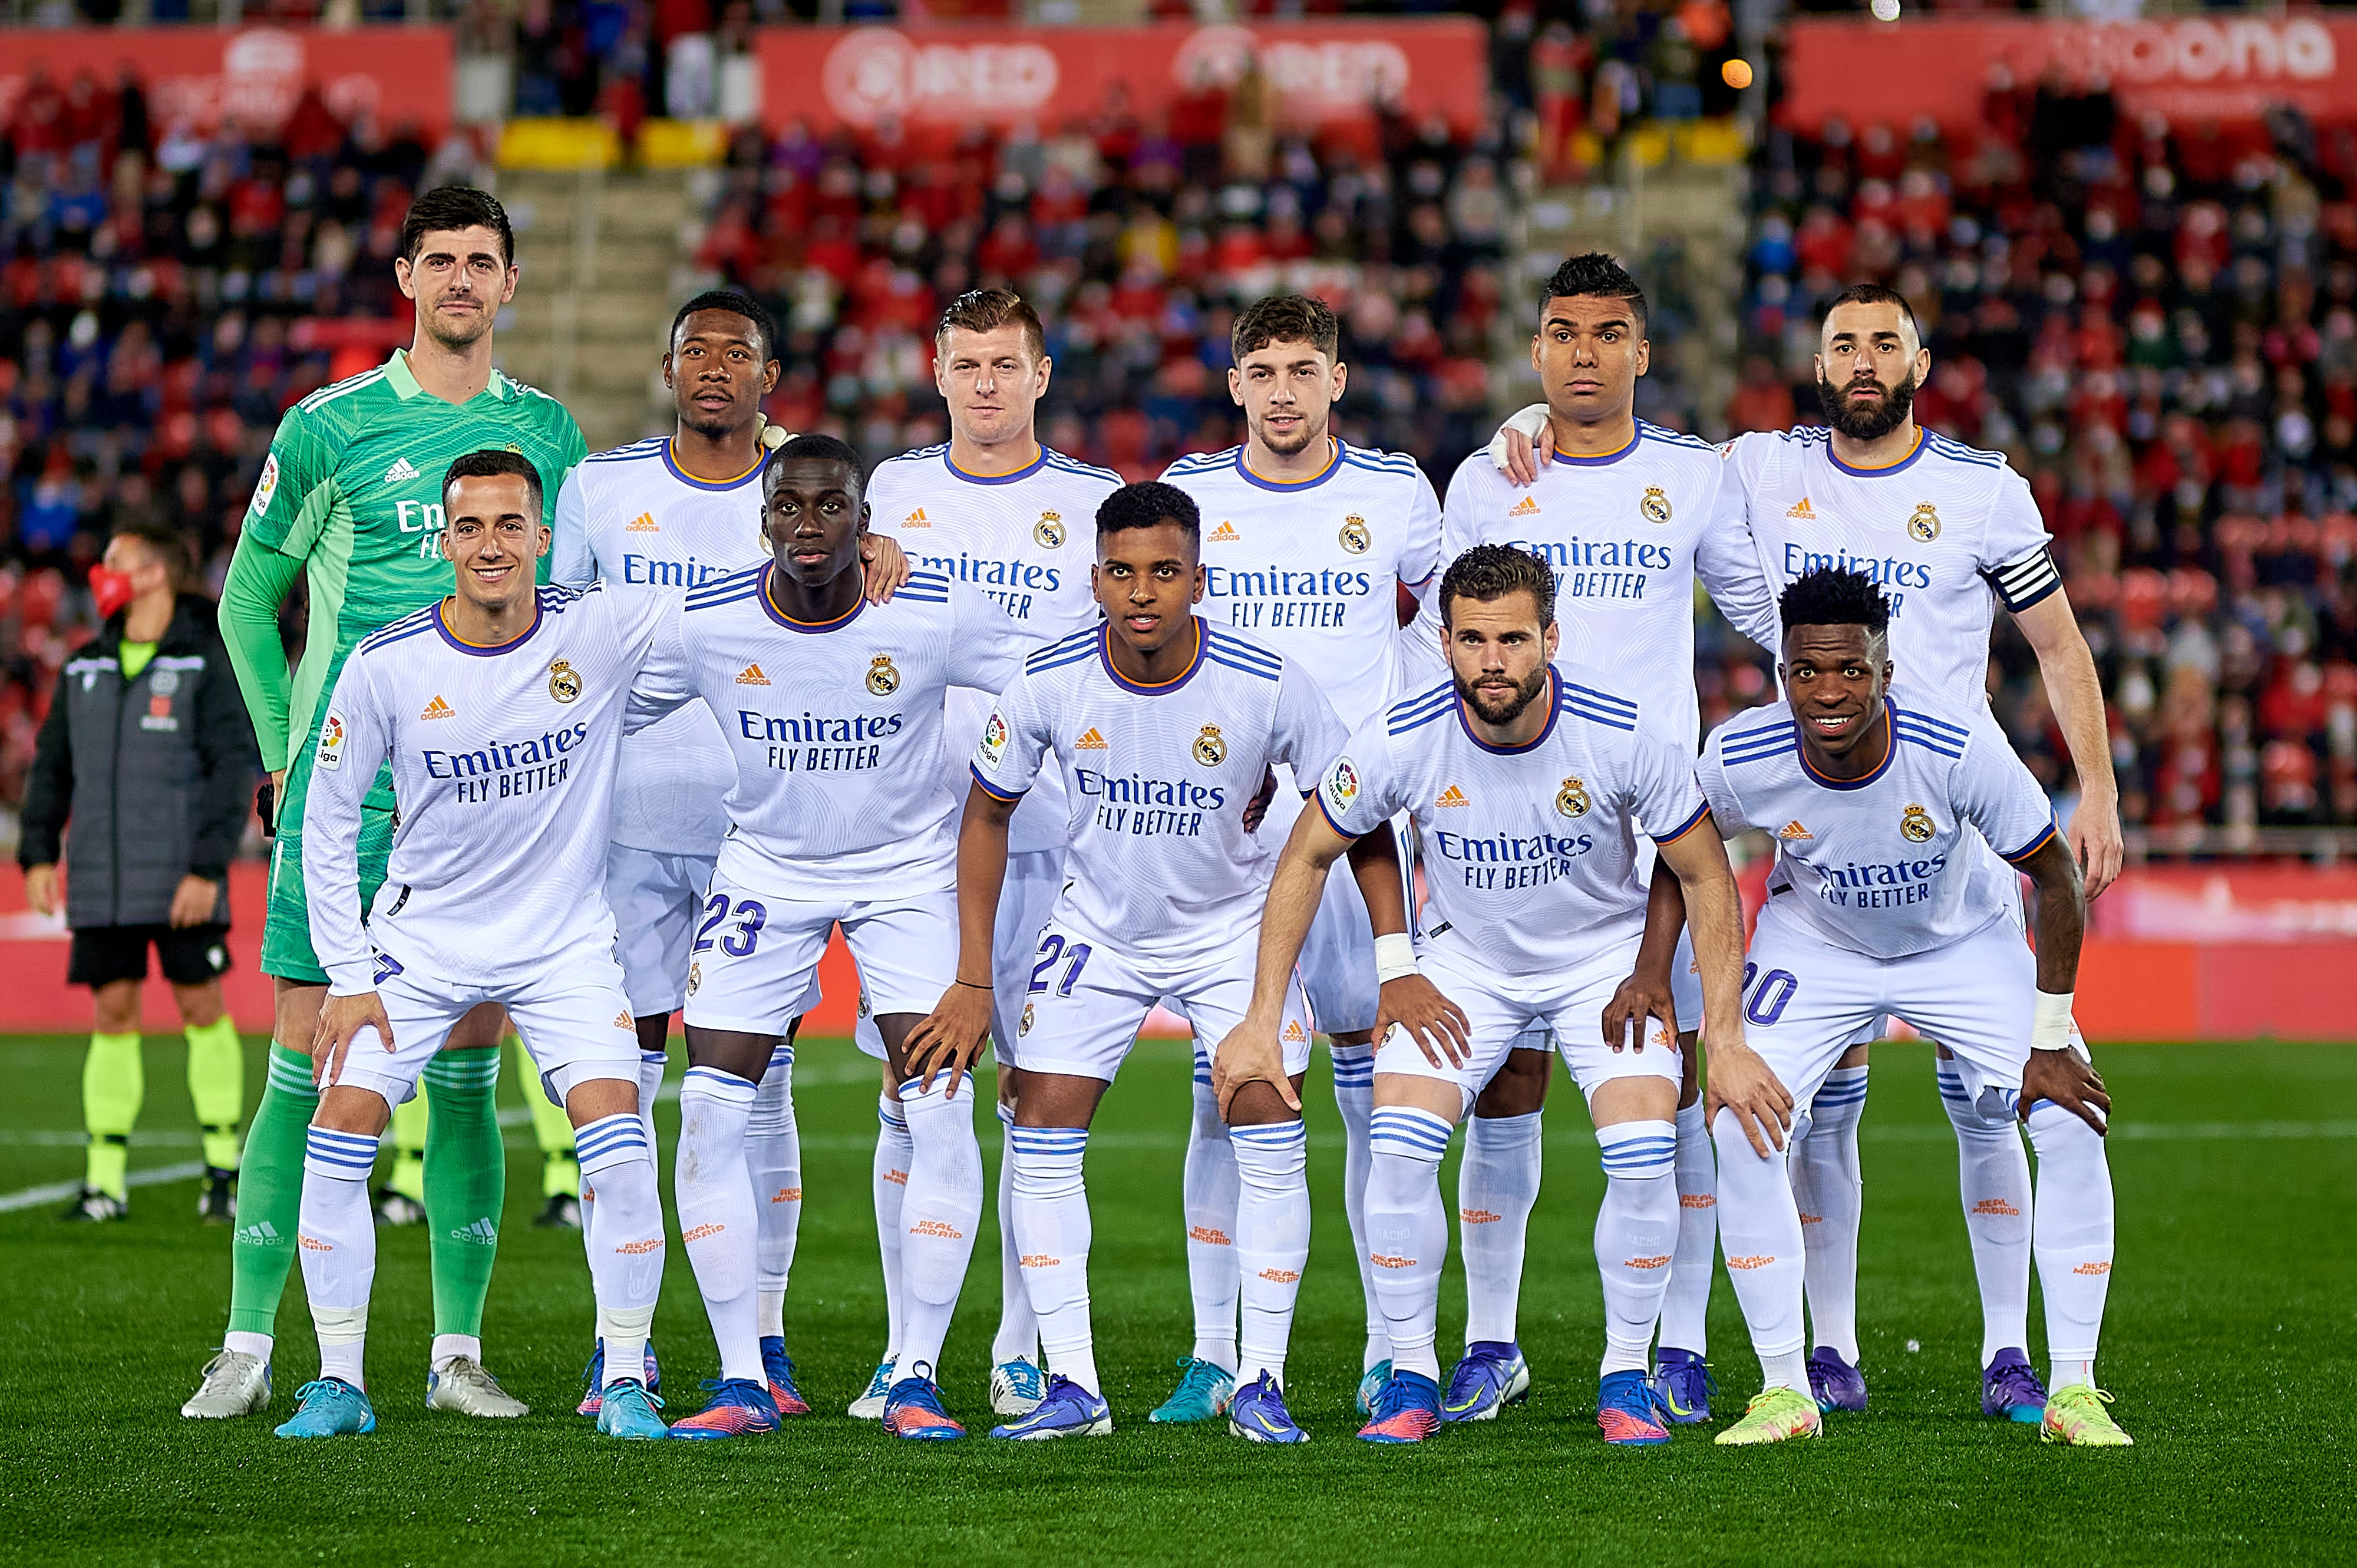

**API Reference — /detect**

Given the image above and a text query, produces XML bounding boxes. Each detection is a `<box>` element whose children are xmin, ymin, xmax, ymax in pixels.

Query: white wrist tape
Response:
<box><xmin>1373</xmin><ymin>933</ymin><xmax>1419</xmax><ymax>983</ymax></box>
<box><xmin>2031</xmin><ymin>991</ymin><xmax>2075</xmax><ymax>1051</ymax></box>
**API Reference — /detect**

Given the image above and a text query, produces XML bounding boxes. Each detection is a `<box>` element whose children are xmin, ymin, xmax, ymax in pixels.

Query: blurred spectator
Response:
<box><xmin>698</xmin><ymin>98</ymin><xmax>1514</xmax><ymax>486</ymax></box>
<box><xmin>1745</xmin><ymin>75</ymin><xmax>2357</xmax><ymax>832</ymax></box>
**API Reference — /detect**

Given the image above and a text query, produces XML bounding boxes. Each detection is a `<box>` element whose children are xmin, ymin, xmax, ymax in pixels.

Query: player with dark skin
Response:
<box><xmin>909</xmin><ymin>507</ymin><xmax>1365</xmax><ymax>1128</ymax></box>
<box><xmin>628</xmin><ymin>305</ymin><xmax>909</xmax><ymax>1058</ymax></box>
<box><xmin>1649</xmin><ymin>618</ymin><xmax>2112</xmax><ymax>1136</ymax></box>
<box><xmin>682</xmin><ymin>454</ymin><xmax>929</xmax><ymax>1092</ymax></box>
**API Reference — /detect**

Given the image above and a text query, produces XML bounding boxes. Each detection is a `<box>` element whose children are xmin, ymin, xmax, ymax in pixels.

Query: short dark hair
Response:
<box><xmin>1096</xmin><ymin>480</ymin><xmax>1199</xmax><ymax>541</ymax></box>
<box><xmin>936</xmin><ymin>288</ymin><xmax>1047</xmax><ymax>364</ymax></box>
<box><xmin>1778</xmin><ymin>565</ymin><xmax>1891</xmax><ymax>635</ymax></box>
<box><xmin>1821</xmin><ymin>282</ymin><xmax>1920</xmax><ymax>347</ymax></box>
<box><xmin>110</xmin><ymin>520</ymin><xmax>190</xmax><ymax>590</ymax></box>
<box><xmin>441</xmin><ymin>449</ymin><xmax>544</xmax><ymax>519</ymax></box>
<box><xmin>400</xmin><ymin>186</ymin><xmax>514</xmax><ymax>269</ymax></box>
<box><xmin>1540</xmin><ymin>251</ymin><xmax>1648</xmax><ymax>334</ymax></box>
<box><xmin>671</xmin><ymin>288</ymin><xmax>779</xmax><ymax>364</ymax></box>
<box><xmin>767</xmin><ymin>432</ymin><xmax>864</xmax><ymax>495</ymax></box>
<box><xmin>1232</xmin><ymin>294</ymin><xmax>1339</xmax><ymax>364</ymax></box>
<box><xmin>1440</xmin><ymin>544</ymin><xmax>1555</xmax><ymax>628</ymax></box>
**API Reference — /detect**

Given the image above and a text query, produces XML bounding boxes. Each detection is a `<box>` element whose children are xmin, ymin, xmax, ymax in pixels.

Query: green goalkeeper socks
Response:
<box><xmin>511</xmin><ymin>1035</ymin><xmax>580</xmax><ymax>1199</ymax></box>
<box><xmin>227</xmin><ymin>1045</ymin><xmax>319</xmax><ymax>1338</ymax></box>
<box><xmin>387</xmin><ymin>1089</ymin><xmax>427</xmax><ymax>1203</ymax></box>
<box><xmin>81</xmin><ymin>1032</ymin><xmax>144</xmax><ymax>1200</ymax></box>
<box><xmin>183</xmin><ymin>1015</ymin><xmax>245</xmax><ymax>1171</ymax></box>
<box><xmin>421</xmin><ymin>1047</ymin><xmax>505</xmax><ymax>1338</ymax></box>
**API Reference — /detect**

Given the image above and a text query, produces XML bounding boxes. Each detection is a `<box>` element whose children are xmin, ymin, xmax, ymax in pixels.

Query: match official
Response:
<box><xmin>22</xmin><ymin>522</ymin><xmax>254</xmax><ymax>1224</ymax></box>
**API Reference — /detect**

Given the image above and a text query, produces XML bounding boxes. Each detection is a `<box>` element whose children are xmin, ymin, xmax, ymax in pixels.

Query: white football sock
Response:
<box><xmin>1181</xmin><ymin>1064</ymin><xmax>1240</xmax><ymax>1374</ymax></box>
<box><xmin>577</xmin><ymin>1111</ymin><xmax>663</xmax><ymax>1385</ymax></box>
<box><xmin>1458</xmin><ymin>1108</ymin><xmax>1542</xmax><ymax>1346</ymax></box>
<box><xmin>989</xmin><ymin>1101</ymin><xmax>1041</xmax><ymax>1367</ymax></box>
<box><xmin>1331</xmin><ymin>1046</ymin><xmax>1388</xmax><ymax>1369</ymax></box>
<box><xmin>748</xmin><ymin>1044</ymin><xmax>802</xmax><ymax>1343</ymax></box>
<box><xmin>300</xmin><ymin>1126</ymin><xmax>380</xmax><ymax>1389</ymax></box>
<box><xmin>1595</xmin><ymin>1120</ymin><xmax>1679</xmax><ymax>1375</ymax></box>
<box><xmin>873</xmin><ymin>1092</ymin><xmax>912</xmax><ymax>1358</ymax></box>
<box><xmin>429</xmin><ymin>1333</ymin><xmax>480</xmax><ymax>1372</ymax></box>
<box><xmin>1230</xmin><ymin>1118</ymin><xmax>1309</xmax><ymax>1388</ymax></box>
<box><xmin>897</xmin><ymin>1074</ymin><xmax>985</xmax><ymax>1381</ymax></box>
<box><xmin>1939</xmin><ymin>1061</ymin><xmax>2033</xmax><ymax>1364</ymax></box>
<box><xmin>2026</xmin><ymin>1100</ymin><xmax>2113</xmax><ymax>1388</ymax></box>
<box><xmin>1658</xmin><ymin>1095</ymin><xmax>1716</xmax><ymax>1355</ymax></box>
<box><xmin>674</xmin><ymin>1066</ymin><xmax>762</xmax><ymax>1383</ymax></box>
<box><xmin>637</xmin><ymin>1047</ymin><xmax>668</xmax><ymax>1154</ymax></box>
<box><xmin>1364</xmin><ymin>1107</ymin><xmax>1453</xmax><ymax>1381</ymax></box>
<box><xmin>1710</xmin><ymin>1106</ymin><xmax>1807</xmax><ymax>1390</ymax></box>
<box><xmin>1009</xmin><ymin>1125</ymin><xmax>1097</xmax><ymax>1395</ymax></box>
<box><xmin>1792</xmin><ymin>1065</ymin><xmax>1867</xmax><ymax>1362</ymax></box>
<box><xmin>224</xmin><ymin>1330</ymin><xmax>272</xmax><ymax>1361</ymax></box>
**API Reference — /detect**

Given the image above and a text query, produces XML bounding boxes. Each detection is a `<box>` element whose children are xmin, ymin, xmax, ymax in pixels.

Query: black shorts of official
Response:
<box><xmin>67</xmin><ymin>925</ymin><xmax>234</xmax><ymax>988</ymax></box>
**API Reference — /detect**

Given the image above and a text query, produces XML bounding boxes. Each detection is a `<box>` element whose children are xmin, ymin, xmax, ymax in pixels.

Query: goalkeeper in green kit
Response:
<box><xmin>181</xmin><ymin>187</ymin><xmax>587</xmax><ymax>1420</ymax></box>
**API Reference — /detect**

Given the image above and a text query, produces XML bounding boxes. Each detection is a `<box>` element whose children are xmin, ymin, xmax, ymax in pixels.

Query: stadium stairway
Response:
<box><xmin>1508</xmin><ymin>130</ymin><xmax>1748</xmax><ymax>440</ymax></box>
<box><xmin>491</xmin><ymin>169</ymin><xmax>710</xmax><ymax>451</ymax></box>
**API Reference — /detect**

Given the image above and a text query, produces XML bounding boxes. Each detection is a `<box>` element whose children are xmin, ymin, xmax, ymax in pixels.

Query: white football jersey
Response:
<box><xmin>1412</xmin><ymin>422</ymin><xmax>1780</xmax><ymax>754</ymax></box>
<box><xmin>1161</xmin><ymin>439</ymin><xmax>1442</xmax><ymax>734</ymax></box>
<box><xmin>1716</xmin><ymin>427</ymin><xmax>2062</xmax><ymax>709</ymax></box>
<box><xmin>632</xmin><ymin>565</ymin><xmax>1029</xmax><ymax>897</ymax></box>
<box><xmin>550</xmin><ymin>436</ymin><xmax>765</xmax><ymax>857</ymax></box>
<box><xmin>868</xmin><ymin>443</ymin><xmax>1121</xmax><ymax>856</ymax></box>
<box><xmin>1317</xmin><ymin>665</ymin><xmax>1707</xmax><ymax>978</ymax></box>
<box><xmin>1698</xmin><ymin>692</ymin><xmax>2059</xmax><ymax>959</ymax></box>
<box><xmin>305</xmin><ymin>582</ymin><xmax>666</xmax><ymax>995</ymax></box>
<box><xmin>972</xmin><ymin>620</ymin><xmax>1348</xmax><ymax>963</ymax></box>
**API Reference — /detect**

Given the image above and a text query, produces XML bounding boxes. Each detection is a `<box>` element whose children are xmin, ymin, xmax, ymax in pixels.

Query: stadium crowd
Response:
<box><xmin>1738</xmin><ymin>80</ymin><xmax>2357</xmax><ymax>834</ymax></box>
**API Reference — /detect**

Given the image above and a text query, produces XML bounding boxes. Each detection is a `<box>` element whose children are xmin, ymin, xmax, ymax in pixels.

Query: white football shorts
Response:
<box><xmin>606</xmin><ymin>843</ymin><xmax>717</xmax><ymax>1019</ymax></box>
<box><xmin>1741</xmin><ymin>903</ymin><xmax>2037</xmax><ymax>1127</ymax></box>
<box><xmin>1377</xmin><ymin>927</ymin><xmax>1679</xmax><ymax>1113</ymax></box>
<box><xmin>326</xmin><ymin>940</ymin><xmax>639</xmax><ymax>1110</ymax></box>
<box><xmin>1006</xmin><ymin>917</ymin><xmax>1312</xmax><ymax>1085</ymax></box>
<box><xmin>685</xmin><ymin>874</ymin><xmax>956</xmax><ymax>1044</ymax></box>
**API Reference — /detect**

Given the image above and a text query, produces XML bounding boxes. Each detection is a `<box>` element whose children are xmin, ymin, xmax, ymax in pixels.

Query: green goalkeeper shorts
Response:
<box><xmin>260</xmin><ymin>733</ymin><xmax>395</xmax><ymax>986</ymax></box>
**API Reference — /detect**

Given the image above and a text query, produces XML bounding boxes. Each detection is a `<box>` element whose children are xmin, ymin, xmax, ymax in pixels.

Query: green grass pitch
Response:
<box><xmin>1</xmin><ymin>1033</ymin><xmax>2351</xmax><ymax>1564</ymax></box>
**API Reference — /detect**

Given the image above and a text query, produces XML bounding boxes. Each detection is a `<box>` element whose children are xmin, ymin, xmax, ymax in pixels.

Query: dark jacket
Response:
<box><xmin>19</xmin><ymin>595</ymin><xmax>255</xmax><ymax>929</ymax></box>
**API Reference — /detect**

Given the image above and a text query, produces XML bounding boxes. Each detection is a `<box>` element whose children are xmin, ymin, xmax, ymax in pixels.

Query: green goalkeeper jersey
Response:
<box><xmin>229</xmin><ymin>349</ymin><xmax>586</xmax><ymax>800</ymax></box>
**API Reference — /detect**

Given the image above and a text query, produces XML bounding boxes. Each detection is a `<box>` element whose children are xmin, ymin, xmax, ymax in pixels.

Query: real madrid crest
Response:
<box><xmin>151</xmin><ymin>668</ymin><xmax>180</xmax><ymax>696</ymax></box>
<box><xmin>686</xmin><ymin>960</ymin><xmax>702</xmax><ymax>996</ymax></box>
<box><xmin>1556</xmin><ymin>776</ymin><xmax>1591</xmax><ymax>818</ymax></box>
<box><xmin>1640</xmin><ymin>487</ymin><xmax>1672</xmax><ymax>525</ymax></box>
<box><xmin>1193</xmin><ymin>724</ymin><xmax>1228</xmax><ymax>766</ymax></box>
<box><xmin>1035</xmin><ymin>510</ymin><xmax>1066</xmax><ymax>549</ymax></box>
<box><xmin>867</xmin><ymin>655</ymin><xmax>901</xmax><ymax>696</ymax></box>
<box><xmin>859</xmin><ymin>990</ymin><xmax>873</xmax><ymax>1019</ymax></box>
<box><xmin>548</xmin><ymin>659</ymin><xmax>582</xmax><ymax>703</ymax></box>
<box><xmin>1019</xmin><ymin>1001</ymin><xmax>1035</xmax><ymax>1038</ymax></box>
<box><xmin>1338</xmin><ymin>514</ymin><xmax>1371</xmax><ymax>555</ymax></box>
<box><xmin>1908</xmin><ymin>503</ymin><xmax>1940</xmax><ymax>543</ymax></box>
<box><xmin>1901</xmin><ymin>803</ymin><xmax>1936</xmax><ymax>843</ymax></box>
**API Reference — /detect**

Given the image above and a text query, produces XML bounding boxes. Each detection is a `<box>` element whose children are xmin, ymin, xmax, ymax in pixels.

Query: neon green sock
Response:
<box><xmin>183</xmin><ymin>1015</ymin><xmax>245</xmax><ymax>1171</ymax></box>
<box><xmin>422</xmin><ymin>1047</ymin><xmax>505</xmax><ymax>1338</ymax></box>
<box><xmin>387</xmin><ymin>1091</ymin><xmax>427</xmax><ymax>1202</ymax></box>
<box><xmin>511</xmin><ymin>1035</ymin><xmax>579</xmax><ymax>1199</ymax></box>
<box><xmin>82</xmin><ymin>1032</ymin><xmax>144</xmax><ymax>1200</ymax></box>
<box><xmin>227</xmin><ymin>1046</ymin><xmax>318</xmax><ymax>1337</ymax></box>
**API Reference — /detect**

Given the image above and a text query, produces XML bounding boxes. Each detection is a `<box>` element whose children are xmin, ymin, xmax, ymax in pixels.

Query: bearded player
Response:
<box><xmin>188</xmin><ymin>187</ymin><xmax>586</xmax><ymax>1422</ymax></box>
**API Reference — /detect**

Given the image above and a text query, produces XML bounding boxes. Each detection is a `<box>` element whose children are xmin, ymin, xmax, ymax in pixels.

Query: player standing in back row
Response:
<box><xmin>1407</xmin><ymin>255</ymin><xmax>1778</xmax><ymax>1424</ymax></box>
<box><xmin>859</xmin><ymin>289</ymin><xmax>1122</xmax><ymax>1421</ymax></box>
<box><xmin>1158</xmin><ymin>294</ymin><xmax>1441</xmax><ymax>1421</ymax></box>
<box><xmin>188</xmin><ymin>186</ymin><xmax>587</xmax><ymax>1423</ymax></box>
<box><xmin>552</xmin><ymin>289</ymin><xmax>907</xmax><ymax>1420</ymax></box>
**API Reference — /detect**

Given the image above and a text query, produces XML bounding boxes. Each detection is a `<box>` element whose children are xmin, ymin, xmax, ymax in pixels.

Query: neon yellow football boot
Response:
<box><xmin>2041</xmin><ymin>1384</ymin><xmax>2134</xmax><ymax>1447</ymax></box>
<box><xmin>1714</xmin><ymin>1385</ymin><xmax>1824</xmax><ymax>1446</ymax></box>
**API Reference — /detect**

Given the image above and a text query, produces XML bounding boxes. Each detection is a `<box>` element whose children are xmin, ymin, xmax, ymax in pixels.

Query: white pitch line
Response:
<box><xmin>0</xmin><ymin>1160</ymin><xmax>206</xmax><ymax>1214</ymax></box>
